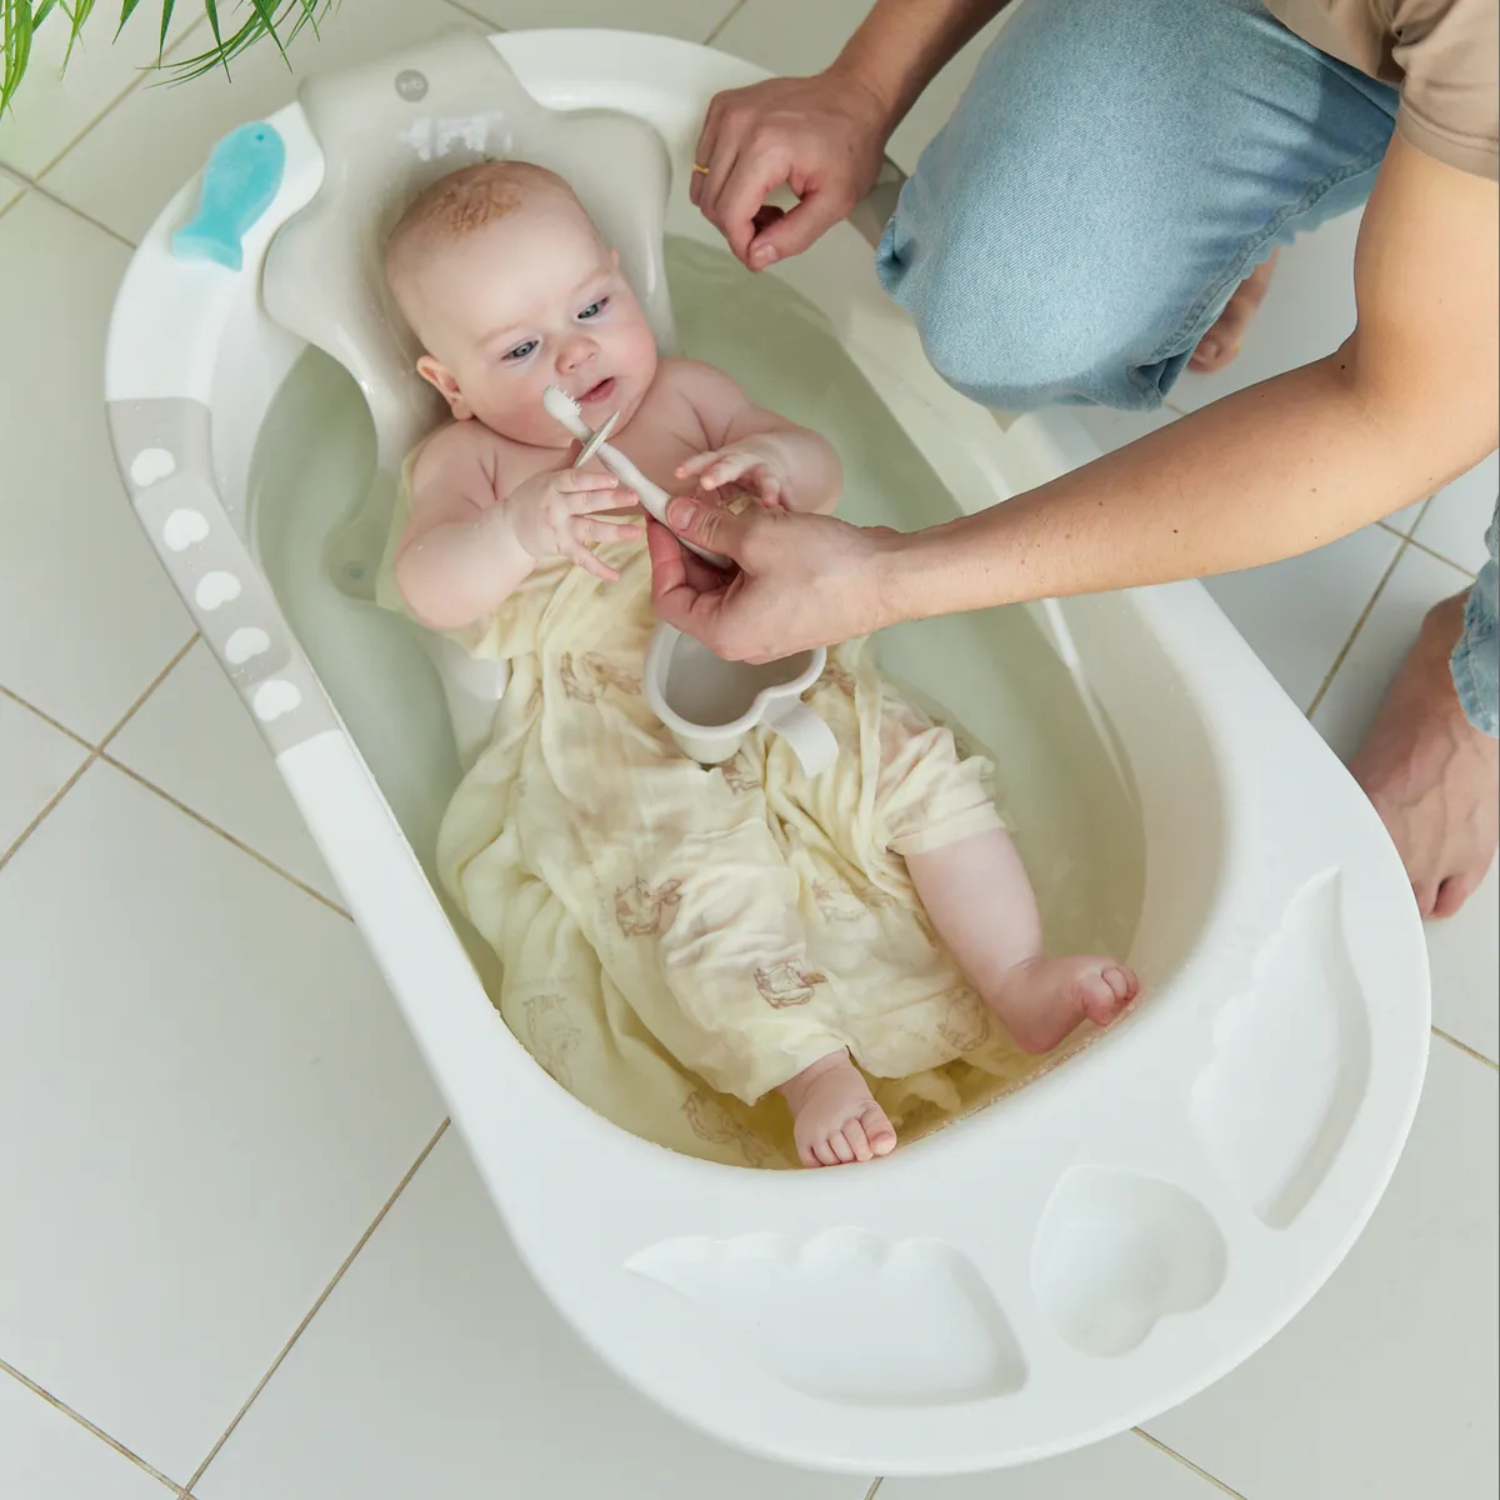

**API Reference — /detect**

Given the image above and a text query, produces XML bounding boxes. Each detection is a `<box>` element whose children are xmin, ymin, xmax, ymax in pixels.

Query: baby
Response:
<box><xmin>385</xmin><ymin>161</ymin><xmax>1138</xmax><ymax>1168</ymax></box>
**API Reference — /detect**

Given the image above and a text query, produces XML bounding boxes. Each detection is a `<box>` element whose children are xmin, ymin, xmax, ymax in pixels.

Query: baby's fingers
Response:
<box><xmin>674</xmin><ymin>450</ymin><xmax>723</xmax><ymax>480</ymax></box>
<box><xmin>697</xmin><ymin>454</ymin><xmax>757</xmax><ymax>491</ymax></box>
<box><xmin>566</xmin><ymin>542</ymin><xmax>622</xmax><ymax>583</ymax></box>
<box><xmin>561</xmin><ymin>483</ymin><xmax>637</xmax><ymax>515</ymax></box>
<box><xmin>571</xmin><ymin>517</ymin><xmax>644</xmax><ymax>548</ymax></box>
<box><xmin>556</xmin><ymin>470</ymin><xmax>626</xmax><ymax>496</ymax></box>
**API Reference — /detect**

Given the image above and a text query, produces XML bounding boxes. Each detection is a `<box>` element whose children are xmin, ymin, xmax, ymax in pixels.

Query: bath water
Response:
<box><xmin>248</xmin><ymin>235</ymin><xmax>1145</xmax><ymax>1140</ymax></box>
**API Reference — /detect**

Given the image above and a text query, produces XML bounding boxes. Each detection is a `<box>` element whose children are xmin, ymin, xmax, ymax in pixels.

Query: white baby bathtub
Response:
<box><xmin>104</xmin><ymin>29</ymin><xmax>1430</xmax><ymax>1477</ymax></box>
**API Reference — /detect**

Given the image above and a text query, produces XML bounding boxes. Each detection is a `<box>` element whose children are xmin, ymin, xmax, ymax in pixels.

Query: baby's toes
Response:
<box><xmin>828</xmin><ymin>1129</ymin><xmax>856</xmax><ymax>1165</ymax></box>
<box><xmin>843</xmin><ymin>1117</ymin><xmax>874</xmax><ymax>1162</ymax></box>
<box><xmin>1079</xmin><ymin>963</ymin><xmax>1136</xmax><ymax>1026</ymax></box>
<box><xmin>809</xmin><ymin>1137</ymin><xmax>840</xmax><ymax>1168</ymax></box>
<box><xmin>860</xmin><ymin>1104</ymin><xmax>898</xmax><ymax>1157</ymax></box>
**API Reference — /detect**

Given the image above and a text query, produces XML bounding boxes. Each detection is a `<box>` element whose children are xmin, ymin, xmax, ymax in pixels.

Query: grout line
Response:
<box><xmin>101</xmin><ymin>755</ymin><xmax>353</xmax><ymax>918</ymax></box>
<box><xmin>1133</xmin><ymin>1428</ymin><xmax>1251</xmax><ymax>1499</ymax></box>
<box><xmin>705</xmin><ymin>0</ymin><xmax>752</xmax><ymax>44</ymax></box>
<box><xmin>1433</xmin><ymin>1025</ymin><xmax>1499</xmax><ymax>1072</ymax></box>
<box><xmin>0</xmin><ymin>682</ymin><xmax>95</xmax><ymax>751</ymax></box>
<box><xmin>183</xmin><ymin>1119</ymin><xmax>452</xmax><ymax>1494</ymax></box>
<box><xmin>438</xmin><ymin>0</ymin><xmax>507</xmax><ymax>28</ymax></box>
<box><xmin>1305</xmin><ymin>535</ymin><xmax>1409</xmax><ymax>721</ymax></box>
<box><xmin>0</xmin><ymin>632</ymin><xmax>196</xmax><ymax>873</ymax></box>
<box><xmin>0</xmin><ymin>752</ymin><xmax>100</xmax><ymax>872</ymax></box>
<box><xmin>9</xmin><ymin>165</ymin><xmax>137</xmax><ymax>248</ymax></box>
<box><xmin>0</xmin><ymin>179</ymin><xmax>25</xmax><ymax>225</ymax></box>
<box><xmin>95</xmin><ymin>633</ymin><xmax>201</xmax><ymax>752</ymax></box>
<box><xmin>0</xmin><ymin>1355</ymin><xmax>183</xmax><ymax>1493</ymax></box>
<box><xmin>1397</xmin><ymin>529</ymin><xmax>1481</xmax><ymax>582</ymax></box>
<box><xmin>32</xmin><ymin>15</ymin><xmax>213</xmax><ymax>182</ymax></box>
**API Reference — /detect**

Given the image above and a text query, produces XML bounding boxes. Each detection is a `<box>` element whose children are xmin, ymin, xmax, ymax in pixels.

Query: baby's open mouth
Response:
<box><xmin>579</xmin><ymin>376</ymin><xmax>616</xmax><ymax>405</ymax></box>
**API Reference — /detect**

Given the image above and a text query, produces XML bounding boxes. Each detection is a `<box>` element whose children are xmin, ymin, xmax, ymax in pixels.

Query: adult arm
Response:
<box><xmin>654</xmin><ymin>136</ymin><xmax>1499</xmax><ymax>660</ymax></box>
<box><xmin>694</xmin><ymin>0</ymin><xmax>1009</xmax><ymax>268</ymax></box>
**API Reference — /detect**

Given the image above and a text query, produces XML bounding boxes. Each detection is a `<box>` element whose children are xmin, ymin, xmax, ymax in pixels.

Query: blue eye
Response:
<box><xmin>578</xmin><ymin>298</ymin><xmax>608</xmax><ymax>320</ymax></box>
<box><xmin>503</xmin><ymin>339</ymin><xmax>538</xmax><ymax>362</ymax></box>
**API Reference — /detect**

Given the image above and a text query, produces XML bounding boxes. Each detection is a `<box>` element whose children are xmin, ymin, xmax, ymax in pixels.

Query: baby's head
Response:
<box><xmin>385</xmin><ymin>160</ymin><xmax>658</xmax><ymax>446</ymax></box>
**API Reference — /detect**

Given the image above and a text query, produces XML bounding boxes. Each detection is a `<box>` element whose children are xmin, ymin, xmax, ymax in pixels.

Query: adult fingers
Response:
<box><xmin>715</xmin><ymin>149</ymin><xmax>794</xmax><ymax>266</ymax></box>
<box><xmin>645</xmin><ymin>521</ymin><xmax>744</xmax><ymax>655</ymax></box>
<box><xmin>663</xmin><ymin>493</ymin><xmax>755</xmax><ymax>562</ymax></box>
<box><xmin>690</xmin><ymin>93</ymin><xmax>727</xmax><ymax>209</ymax></box>
<box><xmin>747</xmin><ymin>187</ymin><xmax>852</xmax><ymax>267</ymax></box>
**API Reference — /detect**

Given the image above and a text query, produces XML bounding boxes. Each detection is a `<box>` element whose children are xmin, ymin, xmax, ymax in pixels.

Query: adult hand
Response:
<box><xmin>647</xmin><ymin>495</ymin><xmax>900</xmax><ymax>662</ymax></box>
<box><xmin>691</xmin><ymin>71</ymin><xmax>891</xmax><ymax>271</ymax></box>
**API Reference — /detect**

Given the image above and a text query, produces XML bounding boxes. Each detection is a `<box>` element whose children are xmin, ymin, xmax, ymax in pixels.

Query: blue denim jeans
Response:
<box><xmin>875</xmin><ymin>0</ymin><xmax>1498</xmax><ymax>735</ymax></box>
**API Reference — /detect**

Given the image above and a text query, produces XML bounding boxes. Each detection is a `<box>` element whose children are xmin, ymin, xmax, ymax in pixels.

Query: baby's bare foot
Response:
<box><xmin>988</xmin><ymin>957</ymin><xmax>1138</xmax><ymax>1054</ymax></box>
<box><xmin>778</xmin><ymin>1051</ymin><xmax>897</xmax><ymax>1168</ymax></box>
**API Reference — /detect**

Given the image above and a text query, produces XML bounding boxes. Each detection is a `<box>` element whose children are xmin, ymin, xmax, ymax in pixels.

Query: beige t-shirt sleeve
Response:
<box><xmin>1269</xmin><ymin>0</ymin><xmax>1498</xmax><ymax>181</ymax></box>
<box><xmin>1391</xmin><ymin>0</ymin><xmax>1499</xmax><ymax>180</ymax></box>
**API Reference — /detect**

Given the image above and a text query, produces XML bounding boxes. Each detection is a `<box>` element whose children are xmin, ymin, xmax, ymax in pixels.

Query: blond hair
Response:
<box><xmin>385</xmin><ymin>160</ymin><xmax>577</xmax><ymax>283</ymax></box>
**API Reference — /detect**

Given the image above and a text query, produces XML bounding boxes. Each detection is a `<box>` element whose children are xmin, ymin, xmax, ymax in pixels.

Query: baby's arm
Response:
<box><xmin>669</xmin><ymin>359</ymin><xmax>842</xmax><ymax>515</ymax></box>
<box><xmin>395</xmin><ymin>424</ymin><xmax>635</xmax><ymax>632</ymax></box>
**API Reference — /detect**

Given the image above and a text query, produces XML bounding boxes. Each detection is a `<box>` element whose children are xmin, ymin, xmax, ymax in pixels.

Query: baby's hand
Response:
<box><xmin>505</xmin><ymin>468</ymin><xmax>641</xmax><ymax>582</ymax></box>
<box><xmin>676</xmin><ymin>441</ymin><xmax>789</xmax><ymax>510</ymax></box>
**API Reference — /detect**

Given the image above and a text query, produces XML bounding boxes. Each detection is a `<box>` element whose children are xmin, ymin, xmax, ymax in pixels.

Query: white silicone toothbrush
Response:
<box><xmin>542</xmin><ymin>385</ymin><xmax>732</xmax><ymax>569</ymax></box>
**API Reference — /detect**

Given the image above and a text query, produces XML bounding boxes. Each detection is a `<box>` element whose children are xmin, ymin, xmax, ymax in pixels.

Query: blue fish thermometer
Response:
<box><xmin>171</xmin><ymin>121</ymin><xmax>287</xmax><ymax>272</ymax></box>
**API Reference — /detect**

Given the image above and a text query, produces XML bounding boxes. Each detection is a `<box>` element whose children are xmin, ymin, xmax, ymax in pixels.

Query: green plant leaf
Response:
<box><xmin>4</xmin><ymin>0</ymin><xmax>337</xmax><ymax>115</ymax></box>
<box><xmin>2</xmin><ymin>0</ymin><xmax>38</xmax><ymax>118</ymax></box>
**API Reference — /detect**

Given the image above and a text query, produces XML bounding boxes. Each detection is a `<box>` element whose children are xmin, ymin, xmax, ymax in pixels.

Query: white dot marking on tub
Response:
<box><xmin>130</xmin><ymin>447</ymin><xmax>177</xmax><ymax>486</ymax></box>
<box><xmin>225</xmin><ymin>626</ymin><xmax>271</xmax><ymax>665</ymax></box>
<box><xmin>253</xmin><ymin>679</ymin><xmax>302</xmax><ymax>722</ymax></box>
<box><xmin>162</xmin><ymin>508</ymin><xmax>209</xmax><ymax>552</ymax></box>
<box><xmin>195</xmin><ymin>571</ymin><xmax>242</xmax><ymax>611</ymax></box>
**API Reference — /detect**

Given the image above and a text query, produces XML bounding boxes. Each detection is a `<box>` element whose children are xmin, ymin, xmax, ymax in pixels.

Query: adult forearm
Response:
<box><xmin>886</xmin><ymin>351</ymin><xmax>1494</xmax><ymax>619</ymax></box>
<box><xmin>830</xmin><ymin>0</ymin><xmax>1010</xmax><ymax>132</ymax></box>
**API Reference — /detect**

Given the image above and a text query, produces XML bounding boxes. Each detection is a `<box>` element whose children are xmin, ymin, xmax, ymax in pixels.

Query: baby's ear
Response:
<box><xmin>415</xmin><ymin>355</ymin><xmax>472</xmax><ymax>419</ymax></box>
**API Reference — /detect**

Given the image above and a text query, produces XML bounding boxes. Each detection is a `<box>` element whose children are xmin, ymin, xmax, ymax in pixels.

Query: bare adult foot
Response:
<box><xmin>986</xmin><ymin>956</ymin><xmax>1139</xmax><ymax>1054</ymax></box>
<box><xmin>1350</xmin><ymin>591</ymin><xmax>1499</xmax><ymax>918</ymax></box>
<box><xmin>778</xmin><ymin>1050</ymin><xmax>897</xmax><ymax>1168</ymax></box>
<box><xmin>1189</xmin><ymin>251</ymin><xmax>1279</xmax><ymax>374</ymax></box>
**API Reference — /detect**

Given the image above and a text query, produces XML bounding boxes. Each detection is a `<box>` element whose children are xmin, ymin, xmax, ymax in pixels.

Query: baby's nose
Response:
<box><xmin>556</xmin><ymin>334</ymin><xmax>598</xmax><ymax>373</ymax></box>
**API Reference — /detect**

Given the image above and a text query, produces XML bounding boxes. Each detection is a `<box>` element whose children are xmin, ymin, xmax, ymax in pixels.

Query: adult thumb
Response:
<box><xmin>665</xmin><ymin>494</ymin><xmax>749</xmax><ymax>559</ymax></box>
<box><xmin>748</xmin><ymin>191</ymin><xmax>844</xmax><ymax>266</ymax></box>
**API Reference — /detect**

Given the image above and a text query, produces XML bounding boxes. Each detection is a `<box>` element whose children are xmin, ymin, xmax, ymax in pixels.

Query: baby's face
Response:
<box><xmin>403</xmin><ymin>193</ymin><xmax>658</xmax><ymax>447</ymax></box>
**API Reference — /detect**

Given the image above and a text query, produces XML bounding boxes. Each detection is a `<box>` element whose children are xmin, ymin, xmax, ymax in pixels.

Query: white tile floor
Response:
<box><xmin>0</xmin><ymin>3</ymin><xmax>1494</xmax><ymax>1497</ymax></box>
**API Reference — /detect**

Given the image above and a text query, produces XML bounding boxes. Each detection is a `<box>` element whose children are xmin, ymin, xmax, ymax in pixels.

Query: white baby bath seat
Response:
<box><xmin>104</xmin><ymin>29</ymin><xmax>1430</xmax><ymax>1476</ymax></box>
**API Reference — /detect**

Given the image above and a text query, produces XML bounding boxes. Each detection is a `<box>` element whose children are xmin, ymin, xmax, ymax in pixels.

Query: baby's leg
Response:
<box><xmin>906</xmin><ymin>829</ymin><xmax>1138</xmax><ymax>1053</ymax></box>
<box><xmin>777</xmin><ymin>1050</ymin><xmax>897</xmax><ymax>1168</ymax></box>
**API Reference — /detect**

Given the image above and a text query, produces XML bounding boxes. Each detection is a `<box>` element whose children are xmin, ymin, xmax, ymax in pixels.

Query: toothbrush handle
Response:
<box><xmin>597</xmin><ymin>441</ymin><xmax>732</xmax><ymax>570</ymax></box>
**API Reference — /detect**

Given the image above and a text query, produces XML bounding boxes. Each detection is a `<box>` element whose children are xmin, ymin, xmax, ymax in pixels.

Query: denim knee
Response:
<box><xmin>1452</xmin><ymin>498</ymin><xmax>1499</xmax><ymax>738</ymax></box>
<box><xmin>875</xmin><ymin>206</ymin><xmax>1160</xmax><ymax>413</ymax></box>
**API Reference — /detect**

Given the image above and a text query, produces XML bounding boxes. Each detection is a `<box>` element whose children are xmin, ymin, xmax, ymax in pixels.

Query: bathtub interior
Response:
<box><xmin>240</xmin><ymin>212</ymin><xmax>1208</xmax><ymax>1153</ymax></box>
